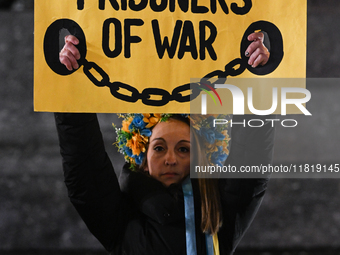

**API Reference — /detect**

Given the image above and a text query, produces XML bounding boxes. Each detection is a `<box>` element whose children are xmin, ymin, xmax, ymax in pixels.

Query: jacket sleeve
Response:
<box><xmin>54</xmin><ymin>113</ymin><xmax>124</xmax><ymax>252</ymax></box>
<box><xmin>219</xmin><ymin>114</ymin><xmax>275</xmax><ymax>253</ymax></box>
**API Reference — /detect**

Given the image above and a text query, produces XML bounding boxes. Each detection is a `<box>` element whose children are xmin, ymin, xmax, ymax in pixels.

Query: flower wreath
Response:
<box><xmin>113</xmin><ymin>114</ymin><xmax>231</xmax><ymax>170</ymax></box>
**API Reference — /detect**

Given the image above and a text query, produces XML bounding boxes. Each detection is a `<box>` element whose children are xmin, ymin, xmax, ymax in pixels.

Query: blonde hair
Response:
<box><xmin>191</xmin><ymin>129</ymin><xmax>222</xmax><ymax>235</ymax></box>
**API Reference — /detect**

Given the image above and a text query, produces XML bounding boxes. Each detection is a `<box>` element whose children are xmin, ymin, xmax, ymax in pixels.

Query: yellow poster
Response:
<box><xmin>34</xmin><ymin>0</ymin><xmax>307</xmax><ymax>113</ymax></box>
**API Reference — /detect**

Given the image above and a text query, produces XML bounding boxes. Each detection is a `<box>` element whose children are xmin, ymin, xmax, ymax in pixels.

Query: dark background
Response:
<box><xmin>1</xmin><ymin>0</ymin><xmax>340</xmax><ymax>254</ymax></box>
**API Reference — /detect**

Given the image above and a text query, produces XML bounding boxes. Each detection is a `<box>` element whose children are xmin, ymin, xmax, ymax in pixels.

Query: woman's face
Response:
<box><xmin>144</xmin><ymin>119</ymin><xmax>190</xmax><ymax>187</ymax></box>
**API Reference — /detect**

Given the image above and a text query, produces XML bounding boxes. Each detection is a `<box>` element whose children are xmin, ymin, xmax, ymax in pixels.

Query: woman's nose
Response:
<box><xmin>165</xmin><ymin>151</ymin><xmax>177</xmax><ymax>165</ymax></box>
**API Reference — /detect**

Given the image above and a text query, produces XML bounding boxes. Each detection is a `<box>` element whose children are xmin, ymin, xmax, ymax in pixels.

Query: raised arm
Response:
<box><xmin>54</xmin><ymin>113</ymin><xmax>124</xmax><ymax>252</ymax></box>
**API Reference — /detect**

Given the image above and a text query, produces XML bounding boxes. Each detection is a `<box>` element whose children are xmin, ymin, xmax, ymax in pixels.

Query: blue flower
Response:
<box><xmin>129</xmin><ymin>114</ymin><xmax>146</xmax><ymax>131</ymax></box>
<box><xmin>211</xmin><ymin>146</ymin><xmax>228</xmax><ymax>166</ymax></box>
<box><xmin>134</xmin><ymin>152</ymin><xmax>145</xmax><ymax>165</ymax></box>
<box><xmin>140</xmin><ymin>128</ymin><xmax>152</xmax><ymax>137</ymax></box>
<box><xmin>124</xmin><ymin>146</ymin><xmax>133</xmax><ymax>157</ymax></box>
<box><xmin>201</xmin><ymin>127</ymin><xmax>215</xmax><ymax>144</ymax></box>
<box><xmin>214</xmin><ymin>130</ymin><xmax>225</xmax><ymax>141</ymax></box>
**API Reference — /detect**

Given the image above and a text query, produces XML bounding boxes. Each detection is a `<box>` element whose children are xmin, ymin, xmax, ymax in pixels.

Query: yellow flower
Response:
<box><xmin>143</xmin><ymin>114</ymin><xmax>161</xmax><ymax>128</ymax></box>
<box><xmin>220</xmin><ymin>131</ymin><xmax>230</xmax><ymax>154</ymax></box>
<box><xmin>205</xmin><ymin>142</ymin><xmax>219</xmax><ymax>154</ymax></box>
<box><xmin>222</xmin><ymin>130</ymin><xmax>230</xmax><ymax>142</ymax></box>
<box><xmin>190</xmin><ymin>115</ymin><xmax>204</xmax><ymax>130</ymax></box>
<box><xmin>190</xmin><ymin>114</ymin><xmax>203</xmax><ymax>123</ymax></box>
<box><xmin>122</xmin><ymin>117</ymin><xmax>133</xmax><ymax>133</ymax></box>
<box><xmin>126</xmin><ymin>132</ymin><xmax>148</xmax><ymax>156</ymax></box>
<box><xmin>223</xmin><ymin>147</ymin><xmax>229</xmax><ymax>155</ymax></box>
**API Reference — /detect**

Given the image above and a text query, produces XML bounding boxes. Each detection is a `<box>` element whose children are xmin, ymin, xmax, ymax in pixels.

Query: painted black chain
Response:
<box><xmin>80</xmin><ymin>58</ymin><xmax>245</xmax><ymax>106</ymax></box>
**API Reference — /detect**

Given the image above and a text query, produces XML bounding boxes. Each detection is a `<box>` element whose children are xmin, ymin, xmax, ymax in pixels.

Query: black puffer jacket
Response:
<box><xmin>55</xmin><ymin>113</ymin><xmax>274</xmax><ymax>255</ymax></box>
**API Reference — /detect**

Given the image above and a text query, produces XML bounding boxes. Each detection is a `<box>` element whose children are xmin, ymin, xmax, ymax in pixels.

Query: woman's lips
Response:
<box><xmin>162</xmin><ymin>172</ymin><xmax>178</xmax><ymax>177</ymax></box>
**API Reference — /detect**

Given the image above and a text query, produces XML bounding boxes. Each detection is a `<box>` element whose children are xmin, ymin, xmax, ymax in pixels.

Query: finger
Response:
<box><xmin>63</xmin><ymin>41</ymin><xmax>81</xmax><ymax>60</ymax></box>
<box><xmin>248</xmin><ymin>47</ymin><xmax>260</xmax><ymax>66</ymax></box>
<box><xmin>245</xmin><ymin>32</ymin><xmax>264</xmax><ymax>57</ymax></box>
<box><xmin>59</xmin><ymin>50</ymin><xmax>72</xmax><ymax>71</ymax></box>
<box><xmin>60</xmin><ymin>49</ymin><xmax>79</xmax><ymax>70</ymax></box>
<box><xmin>251</xmin><ymin>53</ymin><xmax>268</xmax><ymax>68</ymax></box>
<box><xmin>247</xmin><ymin>32</ymin><xmax>264</xmax><ymax>42</ymax></box>
<box><xmin>245</xmin><ymin>41</ymin><xmax>266</xmax><ymax>58</ymax></box>
<box><xmin>60</xmin><ymin>56</ymin><xmax>73</xmax><ymax>71</ymax></box>
<box><xmin>245</xmin><ymin>40</ymin><xmax>259</xmax><ymax>57</ymax></box>
<box><xmin>65</xmin><ymin>35</ymin><xmax>79</xmax><ymax>45</ymax></box>
<box><xmin>248</xmin><ymin>48</ymin><xmax>269</xmax><ymax>67</ymax></box>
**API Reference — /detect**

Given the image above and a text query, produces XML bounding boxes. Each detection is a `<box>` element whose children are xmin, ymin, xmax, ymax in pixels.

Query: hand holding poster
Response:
<box><xmin>34</xmin><ymin>0</ymin><xmax>307</xmax><ymax>113</ymax></box>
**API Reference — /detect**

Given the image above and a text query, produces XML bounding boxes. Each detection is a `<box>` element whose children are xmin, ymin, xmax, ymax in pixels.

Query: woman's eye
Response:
<box><xmin>154</xmin><ymin>146</ymin><xmax>164</xmax><ymax>152</ymax></box>
<box><xmin>179</xmin><ymin>147</ymin><xmax>190</xmax><ymax>153</ymax></box>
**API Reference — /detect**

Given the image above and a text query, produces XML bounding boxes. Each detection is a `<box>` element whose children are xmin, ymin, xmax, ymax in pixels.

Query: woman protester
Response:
<box><xmin>55</xmin><ymin>32</ymin><xmax>274</xmax><ymax>255</ymax></box>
